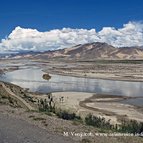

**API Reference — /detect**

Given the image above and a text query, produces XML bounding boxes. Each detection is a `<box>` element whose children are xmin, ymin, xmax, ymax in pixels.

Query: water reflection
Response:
<box><xmin>0</xmin><ymin>68</ymin><xmax>143</xmax><ymax>98</ymax></box>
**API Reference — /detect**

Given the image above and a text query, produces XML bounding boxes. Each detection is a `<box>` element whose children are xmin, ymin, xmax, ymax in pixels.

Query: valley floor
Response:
<box><xmin>1</xmin><ymin>59</ymin><xmax>143</xmax><ymax>142</ymax></box>
<box><xmin>42</xmin><ymin>59</ymin><xmax>143</xmax><ymax>82</ymax></box>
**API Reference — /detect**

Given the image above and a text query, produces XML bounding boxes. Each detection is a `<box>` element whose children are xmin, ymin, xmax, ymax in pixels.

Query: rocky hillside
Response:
<box><xmin>6</xmin><ymin>42</ymin><xmax>143</xmax><ymax>60</ymax></box>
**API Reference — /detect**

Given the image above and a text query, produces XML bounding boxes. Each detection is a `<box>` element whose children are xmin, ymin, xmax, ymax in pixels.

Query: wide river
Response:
<box><xmin>0</xmin><ymin>66</ymin><xmax>143</xmax><ymax>106</ymax></box>
<box><xmin>0</xmin><ymin>66</ymin><xmax>143</xmax><ymax>94</ymax></box>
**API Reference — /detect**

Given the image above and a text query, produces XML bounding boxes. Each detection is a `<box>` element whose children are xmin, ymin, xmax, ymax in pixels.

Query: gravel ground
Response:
<box><xmin>0</xmin><ymin>105</ymin><xmax>143</xmax><ymax>143</ymax></box>
<box><xmin>0</xmin><ymin>114</ymin><xmax>75</xmax><ymax>143</ymax></box>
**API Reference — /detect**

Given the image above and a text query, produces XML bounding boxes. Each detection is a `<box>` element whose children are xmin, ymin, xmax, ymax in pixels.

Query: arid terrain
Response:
<box><xmin>1</xmin><ymin>48</ymin><xmax>143</xmax><ymax>142</ymax></box>
<box><xmin>0</xmin><ymin>81</ymin><xmax>143</xmax><ymax>143</ymax></box>
<box><xmin>7</xmin><ymin>42</ymin><xmax>143</xmax><ymax>60</ymax></box>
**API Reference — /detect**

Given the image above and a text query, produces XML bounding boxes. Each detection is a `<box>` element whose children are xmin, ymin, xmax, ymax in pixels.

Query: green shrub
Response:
<box><xmin>38</xmin><ymin>97</ymin><xmax>55</xmax><ymax>113</ymax></box>
<box><xmin>118</xmin><ymin>120</ymin><xmax>143</xmax><ymax>133</ymax></box>
<box><xmin>56</xmin><ymin>109</ymin><xmax>81</xmax><ymax>121</ymax></box>
<box><xmin>85</xmin><ymin>114</ymin><xmax>143</xmax><ymax>134</ymax></box>
<box><xmin>85</xmin><ymin>114</ymin><xmax>112</xmax><ymax>129</ymax></box>
<box><xmin>33</xmin><ymin>117</ymin><xmax>46</xmax><ymax>121</ymax></box>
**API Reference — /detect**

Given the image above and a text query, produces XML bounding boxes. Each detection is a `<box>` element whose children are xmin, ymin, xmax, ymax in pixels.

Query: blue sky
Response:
<box><xmin>0</xmin><ymin>0</ymin><xmax>143</xmax><ymax>39</ymax></box>
<box><xmin>0</xmin><ymin>0</ymin><xmax>143</xmax><ymax>53</ymax></box>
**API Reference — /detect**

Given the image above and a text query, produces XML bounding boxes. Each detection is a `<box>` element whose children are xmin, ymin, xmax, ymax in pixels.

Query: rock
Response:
<box><xmin>42</xmin><ymin>73</ymin><xmax>51</xmax><ymax>80</ymax></box>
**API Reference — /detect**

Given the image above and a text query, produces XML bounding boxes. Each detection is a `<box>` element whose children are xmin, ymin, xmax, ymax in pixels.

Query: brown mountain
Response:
<box><xmin>12</xmin><ymin>42</ymin><xmax>143</xmax><ymax>60</ymax></box>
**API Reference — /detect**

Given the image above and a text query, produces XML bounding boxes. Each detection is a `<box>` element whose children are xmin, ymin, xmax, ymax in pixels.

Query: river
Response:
<box><xmin>0</xmin><ymin>66</ymin><xmax>143</xmax><ymax>106</ymax></box>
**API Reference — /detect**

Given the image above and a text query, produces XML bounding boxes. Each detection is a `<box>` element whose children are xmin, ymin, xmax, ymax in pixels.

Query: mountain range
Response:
<box><xmin>1</xmin><ymin>42</ymin><xmax>143</xmax><ymax>60</ymax></box>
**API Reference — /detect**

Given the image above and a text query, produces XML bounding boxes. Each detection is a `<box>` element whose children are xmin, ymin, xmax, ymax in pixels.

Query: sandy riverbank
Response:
<box><xmin>52</xmin><ymin>92</ymin><xmax>143</xmax><ymax>124</ymax></box>
<box><xmin>1</xmin><ymin>81</ymin><xmax>143</xmax><ymax>142</ymax></box>
<box><xmin>1</xmin><ymin>59</ymin><xmax>143</xmax><ymax>82</ymax></box>
<box><xmin>45</xmin><ymin>69</ymin><xmax>143</xmax><ymax>82</ymax></box>
<box><xmin>1</xmin><ymin>79</ymin><xmax>143</xmax><ymax>125</ymax></box>
<box><xmin>42</xmin><ymin>60</ymin><xmax>143</xmax><ymax>82</ymax></box>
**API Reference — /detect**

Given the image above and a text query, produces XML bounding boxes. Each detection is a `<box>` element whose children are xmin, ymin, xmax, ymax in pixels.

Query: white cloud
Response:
<box><xmin>0</xmin><ymin>21</ymin><xmax>143</xmax><ymax>52</ymax></box>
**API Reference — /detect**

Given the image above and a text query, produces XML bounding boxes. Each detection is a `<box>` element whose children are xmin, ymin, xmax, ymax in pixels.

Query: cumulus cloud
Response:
<box><xmin>0</xmin><ymin>21</ymin><xmax>143</xmax><ymax>52</ymax></box>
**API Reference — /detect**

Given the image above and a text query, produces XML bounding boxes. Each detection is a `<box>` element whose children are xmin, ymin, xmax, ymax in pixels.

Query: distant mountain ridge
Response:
<box><xmin>2</xmin><ymin>42</ymin><xmax>143</xmax><ymax>60</ymax></box>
